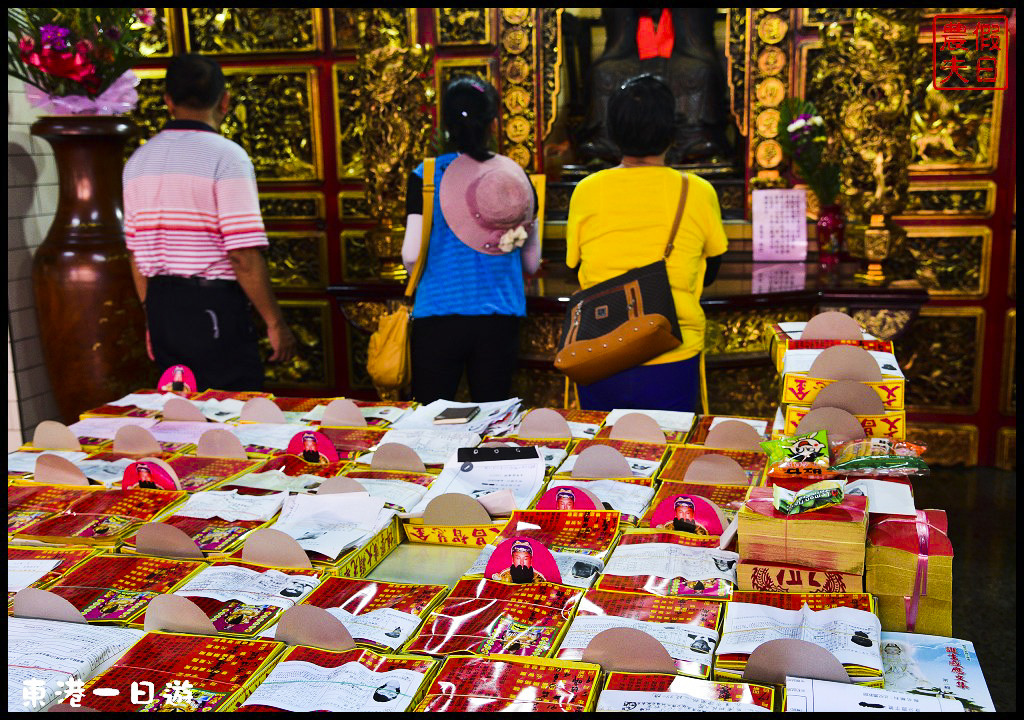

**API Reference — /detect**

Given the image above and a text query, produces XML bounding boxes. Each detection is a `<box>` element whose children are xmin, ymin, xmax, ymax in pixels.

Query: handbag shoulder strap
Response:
<box><xmin>404</xmin><ymin>157</ymin><xmax>435</xmax><ymax>298</ymax></box>
<box><xmin>663</xmin><ymin>174</ymin><xmax>689</xmax><ymax>260</ymax></box>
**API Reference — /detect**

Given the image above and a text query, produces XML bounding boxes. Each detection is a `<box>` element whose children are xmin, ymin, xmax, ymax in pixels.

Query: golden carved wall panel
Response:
<box><xmin>849</xmin><ymin>309</ymin><xmax>915</xmax><ymax>342</ymax></box>
<box><xmin>500</xmin><ymin>8</ymin><xmax>538</xmax><ymax>170</ymax></box>
<box><xmin>801</xmin><ymin>37</ymin><xmax>1001</xmax><ymax>176</ymax></box>
<box><xmin>338</xmin><ymin>190</ymin><xmax>371</xmax><ymax>221</ymax></box>
<box><xmin>539</xmin><ymin>9</ymin><xmax>564</xmax><ymax>140</ymax></box>
<box><xmin>435</xmin><ymin>8</ymin><xmax>495</xmax><ymax>47</ymax></box>
<box><xmin>519</xmin><ymin>314</ymin><xmax>563</xmax><ymax>360</ymax></box>
<box><xmin>726</xmin><ymin>9</ymin><xmax>750</xmax><ymax>137</ymax></box>
<box><xmin>887</xmin><ymin>226</ymin><xmax>991</xmax><ymax>298</ymax></box>
<box><xmin>704</xmin><ymin>308</ymin><xmax>812</xmax><ymax>355</ymax></box>
<box><xmin>183</xmin><ymin>8</ymin><xmax>323</xmax><ymax>54</ymax></box>
<box><xmin>261</xmin><ymin>300</ymin><xmax>333</xmax><ymax>389</ymax></box>
<box><xmin>344</xmin><ymin>320</ymin><xmax>375</xmax><ymax>392</ymax></box>
<box><xmin>266</xmin><ymin>232</ymin><xmax>328</xmax><ymax>290</ymax></box>
<box><xmin>706</xmin><ymin>363</ymin><xmax>779</xmax><ymax>418</ymax></box>
<box><xmin>125</xmin><ymin>70</ymin><xmax>169</xmax><ymax>158</ymax></box>
<box><xmin>747</xmin><ymin>8</ymin><xmax>792</xmax><ymax>189</ymax></box>
<box><xmin>898</xmin><ymin>181</ymin><xmax>996</xmax><ymax>218</ymax></box>
<box><xmin>131</xmin><ymin>8</ymin><xmax>174</xmax><ymax>57</ymax></box>
<box><xmin>340</xmin><ymin>230</ymin><xmax>376</xmax><ymax>282</ymax></box>
<box><xmin>896</xmin><ymin>307</ymin><xmax>984</xmax><ymax>413</ymax></box>
<box><xmin>333</xmin><ymin>62</ymin><xmax>365</xmax><ymax>180</ymax></box>
<box><xmin>435</xmin><ymin>58</ymin><xmax>497</xmax><ymax>133</ymax></box>
<box><xmin>512</xmin><ymin>369</ymin><xmax>567</xmax><ymax>409</ymax></box>
<box><xmin>259</xmin><ymin>192</ymin><xmax>325</xmax><ymax>222</ymax></box>
<box><xmin>995</xmin><ymin>428</ymin><xmax>1015</xmax><ymax>471</ymax></box>
<box><xmin>220</xmin><ymin>66</ymin><xmax>322</xmax><ymax>182</ymax></box>
<box><xmin>330</xmin><ymin>8</ymin><xmax>416</xmax><ymax>51</ymax></box>
<box><xmin>904</xmin><ymin>423</ymin><xmax>978</xmax><ymax>467</ymax></box>
<box><xmin>799</xmin><ymin>8</ymin><xmax>855</xmax><ymax>28</ymax></box>
<box><xmin>1002</xmin><ymin>309</ymin><xmax>1016</xmax><ymax>415</ymax></box>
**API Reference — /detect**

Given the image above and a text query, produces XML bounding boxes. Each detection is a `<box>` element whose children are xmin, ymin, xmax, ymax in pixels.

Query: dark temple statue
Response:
<box><xmin>576</xmin><ymin>7</ymin><xmax>732</xmax><ymax>166</ymax></box>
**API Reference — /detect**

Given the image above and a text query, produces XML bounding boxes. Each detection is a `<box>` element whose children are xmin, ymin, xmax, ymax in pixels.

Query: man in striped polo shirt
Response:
<box><xmin>123</xmin><ymin>54</ymin><xmax>295</xmax><ymax>390</ymax></box>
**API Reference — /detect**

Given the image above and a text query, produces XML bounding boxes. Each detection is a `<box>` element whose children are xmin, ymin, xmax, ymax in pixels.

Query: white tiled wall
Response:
<box><xmin>8</xmin><ymin>74</ymin><xmax>61</xmax><ymax>445</ymax></box>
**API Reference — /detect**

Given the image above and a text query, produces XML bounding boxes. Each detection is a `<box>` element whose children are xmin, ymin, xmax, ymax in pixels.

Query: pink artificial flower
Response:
<box><xmin>134</xmin><ymin>8</ymin><xmax>156</xmax><ymax>27</ymax></box>
<box><xmin>75</xmin><ymin>39</ymin><xmax>94</xmax><ymax>56</ymax></box>
<box><xmin>18</xmin><ymin>36</ymin><xmax>34</xmax><ymax>53</ymax></box>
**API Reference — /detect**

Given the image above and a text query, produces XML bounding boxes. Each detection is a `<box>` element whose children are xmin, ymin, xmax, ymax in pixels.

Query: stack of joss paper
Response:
<box><xmin>865</xmin><ymin>509</ymin><xmax>953</xmax><ymax>636</ymax></box>
<box><xmin>736</xmin><ymin>487</ymin><xmax>867</xmax><ymax>593</ymax></box>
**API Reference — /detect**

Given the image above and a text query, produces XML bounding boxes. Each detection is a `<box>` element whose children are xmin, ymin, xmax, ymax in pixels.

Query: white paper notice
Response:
<box><xmin>777</xmin><ymin>322</ymin><xmax>876</xmax><ymax>341</ymax></box>
<box><xmin>362</xmin><ymin>428</ymin><xmax>481</xmax><ymax>466</ymax></box>
<box><xmin>148</xmin><ymin>421</ymin><xmax>217</xmax><ymax>445</ymax></box>
<box><xmin>390</xmin><ymin>398</ymin><xmax>522</xmax><ymax>436</ymax></box>
<box><xmin>73</xmin><ymin>457</ymin><xmax>136</xmax><ymax>487</ymax></box>
<box><xmin>272</xmin><ymin>493</ymin><xmax>386</xmax><ymax>559</ymax></box>
<box><xmin>546</xmin><ymin>479</ymin><xmax>655</xmax><ymax>520</ymax></box>
<box><xmin>242</xmin><ymin>660</ymin><xmax>425</xmax><ymax>713</ymax></box>
<box><xmin>8</xmin><ymin>559</ymin><xmax>61</xmax><ymax>593</ymax></box>
<box><xmin>174</xmin><ymin>566</ymin><xmax>319</xmax><ymax>610</ymax></box>
<box><xmin>752</xmin><ymin>188</ymin><xmax>807</xmax><ymax>262</ymax></box>
<box><xmin>604</xmin><ymin>544</ymin><xmax>738</xmax><ymax>584</ymax></box>
<box><xmin>227</xmin><ymin>470</ymin><xmax>323</xmax><ymax>494</ymax></box>
<box><xmin>562</xmin><ymin>615</ymin><xmax>719</xmax><ymax>667</ymax></box>
<box><xmin>605</xmin><ymin>409</ymin><xmax>695</xmax><ymax>434</ymax></box>
<box><xmin>784</xmin><ymin>676</ymin><xmax>965</xmax><ymax>713</ymax></box>
<box><xmin>717</xmin><ymin>603</ymin><xmax>882</xmax><ymax>672</ymax></box>
<box><xmin>598</xmin><ymin>690</ymin><xmax>770</xmax><ymax>713</ymax></box>
<box><xmin>844</xmin><ymin>479</ymin><xmax>916</xmax><ymax>516</ymax></box>
<box><xmin>467</xmin><ymin>545</ymin><xmax>604</xmax><ymax>589</ymax></box>
<box><xmin>360</xmin><ymin>406</ymin><xmax>410</xmax><ymax>424</ymax></box>
<box><xmin>409</xmin><ymin>454</ymin><xmax>545</xmax><ymax>514</ymax></box>
<box><xmin>8</xmin><ymin>618</ymin><xmax>145</xmax><ymax>712</ymax></box>
<box><xmin>351</xmin><ymin>477</ymin><xmax>430</xmax><ymax>513</ymax></box>
<box><xmin>230</xmin><ymin>423</ymin><xmax>314</xmax><ymax>450</ymax></box>
<box><xmin>174</xmin><ymin>490</ymin><xmax>287</xmax><ymax>522</ymax></box>
<box><xmin>108</xmin><ymin>392</ymin><xmax>178</xmax><ymax>411</ymax></box>
<box><xmin>751</xmin><ymin>263</ymin><xmax>807</xmax><ymax>294</ymax></box>
<box><xmin>782</xmin><ymin>349</ymin><xmax>904</xmax><ymax>378</ymax></box>
<box><xmin>7</xmin><ymin>451</ymin><xmax>89</xmax><ymax>474</ymax></box>
<box><xmin>708</xmin><ymin>416</ymin><xmax>770</xmax><ymax>437</ymax></box>
<box><xmin>67</xmin><ymin>417</ymin><xmax>158</xmax><ymax>439</ymax></box>
<box><xmin>195</xmin><ymin>398</ymin><xmax>245</xmax><ymax>423</ymax></box>
<box><xmin>556</xmin><ymin>453</ymin><xmax>661</xmax><ymax>478</ymax></box>
<box><xmin>566</xmin><ymin>421</ymin><xmax>600</xmax><ymax>439</ymax></box>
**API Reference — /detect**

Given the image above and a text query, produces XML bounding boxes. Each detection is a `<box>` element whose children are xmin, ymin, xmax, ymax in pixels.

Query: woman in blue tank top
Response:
<box><xmin>401</xmin><ymin>77</ymin><xmax>541</xmax><ymax>403</ymax></box>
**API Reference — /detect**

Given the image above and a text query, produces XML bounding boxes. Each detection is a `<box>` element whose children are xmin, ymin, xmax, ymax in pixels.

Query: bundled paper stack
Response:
<box><xmin>737</xmin><ymin>487</ymin><xmax>868</xmax><ymax>587</ymax></box>
<box><xmin>865</xmin><ymin>509</ymin><xmax>953</xmax><ymax>636</ymax></box>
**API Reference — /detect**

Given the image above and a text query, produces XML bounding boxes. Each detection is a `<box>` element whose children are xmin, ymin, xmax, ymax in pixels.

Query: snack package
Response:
<box><xmin>772</xmin><ymin>479</ymin><xmax>847</xmax><ymax>515</ymax></box>
<box><xmin>760</xmin><ymin>430</ymin><xmax>833</xmax><ymax>479</ymax></box>
<box><xmin>831</xmin><ymin>438</ymin><xmax>929</xmax><ymax>477</ymax></box>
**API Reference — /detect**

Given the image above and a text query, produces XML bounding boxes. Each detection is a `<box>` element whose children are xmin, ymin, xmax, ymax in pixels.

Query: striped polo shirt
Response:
<box><xmin>123</xmin><ymin>120</ymin><xmax>269</xmax><ymax>280</ymax></box>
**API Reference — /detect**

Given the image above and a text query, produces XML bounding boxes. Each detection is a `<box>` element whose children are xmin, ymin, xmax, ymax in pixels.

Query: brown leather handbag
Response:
<box><xmin>554</xmin><ymin>176</ymin><xmax>688</xmax><ymax>386</ymax></box>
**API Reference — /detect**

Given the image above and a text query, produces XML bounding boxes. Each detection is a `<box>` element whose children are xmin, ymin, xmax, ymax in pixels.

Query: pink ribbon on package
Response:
<box><xmin>25</xmin><ymin>70</ymin><xmax>140</xmax><ymax>115</ymax></box>
<box><xmin>904</xmin><ymin>509</ymin><xmax>931</xmax><ymax>632</ymax></box>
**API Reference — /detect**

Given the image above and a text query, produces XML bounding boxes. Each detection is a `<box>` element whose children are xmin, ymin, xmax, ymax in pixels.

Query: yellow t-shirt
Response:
<box><xmin>566</xmin><ymin>167</ymin><xmax>728</xmax><ymax>364</ymax></box>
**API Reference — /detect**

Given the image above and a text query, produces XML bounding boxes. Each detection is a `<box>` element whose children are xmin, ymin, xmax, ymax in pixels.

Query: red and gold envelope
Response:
<box><xmin>602</xmin><ymin>672</ymin><xmax>776</xmax><ymax>711</ymax></box>
<box><xmin>317</xmin><ymin>426</ymin><xmax>388</xmax><ymax>461</ymax></box>
<box><xmin>7</xmin><ymin>544</ymin><xmax>97</xmax><ymax>604</ymax></box>
<box><xmin>46</xmin><ymin>553</ymin><xmax>205</xmax><ymax>624</ymax></box>
<box><xmin>415</xmin><ymin>655</ymin><xmax>600</xmax><ymax>712</ymax></box>
<box><xmin>595</xmin><ymin>531</ymin><xmax>727</xmax><ymax>598</ymax></box>
<box><xmin>167</xmin><ymin>455</ymin><xmax>264</xmax><ymax>493</ymax></box>
<box><xmin>641</xmin><ymin>481</ymin><xmax>751</xmax><ymax>528</ymax></box>
<box><xmin>557</xmin><ymin>589</ymin><xmax>723</xmax><ymax>678</ymax></box>
<box><xmin>657</xmin><ymin>445</ymin><xmax>766</xmax><ymax>484</ymax></box>
<box><xmin>404</xmin><ymin>578</ymin><xmax>582</xmax><ymax>658</ymax></box>
<box><xmin>67</xmin><ymin>632</ymin><xmax>283</xmax><ymax>712</ymax></box>
<box><xmin>687</xmin><ymin>415</ymin><xmax>775</xmax><ymax>445</ymax></box>
<box><xmin>496</xmin><ymin>510</ymin><xmax>621</xmax><ymax>555</ymax></box>
<box><xmin>559</xmin><ymin>438</ymin><xmax>669</xmax><ymax>476</ymax></box>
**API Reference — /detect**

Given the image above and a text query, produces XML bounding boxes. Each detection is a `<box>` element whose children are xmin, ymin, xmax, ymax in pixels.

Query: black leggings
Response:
<box><xmin>410</xmin><ymin>315</ymin><xmax>520</xmax><ymax>403</ymax></box>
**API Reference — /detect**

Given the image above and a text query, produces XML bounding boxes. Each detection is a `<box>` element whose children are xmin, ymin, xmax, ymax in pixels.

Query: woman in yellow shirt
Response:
<box><xmin>566</xmin><ymin>75</ymin><xmax>728</xmax><ymax>411</ymax></box>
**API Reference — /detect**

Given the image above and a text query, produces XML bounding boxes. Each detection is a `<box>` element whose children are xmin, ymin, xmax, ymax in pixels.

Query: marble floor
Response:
<box><xmin>911</xmin><ymin>467</ymin><xmax>1016</xmax><ymax>712</ymax></box>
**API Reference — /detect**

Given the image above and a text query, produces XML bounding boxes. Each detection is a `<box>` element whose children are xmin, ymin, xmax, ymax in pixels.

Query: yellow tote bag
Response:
<box><xmin>366</xmin><ymin>158</ymin><xmax>434</xmax><ymax>392</ymax></box>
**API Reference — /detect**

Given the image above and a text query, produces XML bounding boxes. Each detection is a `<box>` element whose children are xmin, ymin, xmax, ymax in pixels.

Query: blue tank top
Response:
<box><xmin>411</xmin><ymin>153</ymin><xmax>527</xmax><ymax>318</ymax></box>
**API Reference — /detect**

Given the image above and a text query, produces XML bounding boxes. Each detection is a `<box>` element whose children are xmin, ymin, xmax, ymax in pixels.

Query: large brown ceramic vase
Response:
<box><xmin>30</xmin><ymin>116</ymin><xmax>150</xmax><ymax>423</ymax></box>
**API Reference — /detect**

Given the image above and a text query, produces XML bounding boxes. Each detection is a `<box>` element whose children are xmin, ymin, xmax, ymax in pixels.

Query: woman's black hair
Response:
<box><xmin>607</xmin><ymin>74</ymin><xmax>676</xmax><ymax>157</ymax></box>
<box><xmin>442</xmin><ymin>76</ymin><xmax>499</xmax><ymax>162</ymax></box>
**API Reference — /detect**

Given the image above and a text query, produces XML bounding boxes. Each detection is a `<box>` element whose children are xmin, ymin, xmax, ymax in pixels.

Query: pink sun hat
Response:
<box><xmin>439</xmin><ymin>153</ymin><xmax>535</xmax><ymax>255</ymax></box>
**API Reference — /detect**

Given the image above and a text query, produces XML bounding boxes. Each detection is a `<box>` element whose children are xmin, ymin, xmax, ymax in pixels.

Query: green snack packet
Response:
<box><xmin>760</xmin><ymin>430</ymin><xmax>830</xmax><ymax>469</ymax></box>
<box><xmin>772</xmin><ymin>479</ymin><xmax>847</xmax><ymax>515</ymax></box>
